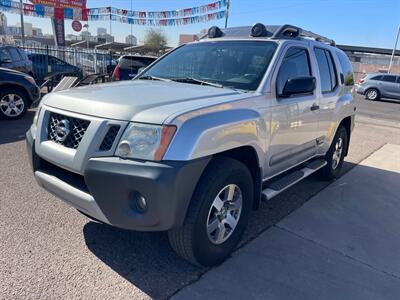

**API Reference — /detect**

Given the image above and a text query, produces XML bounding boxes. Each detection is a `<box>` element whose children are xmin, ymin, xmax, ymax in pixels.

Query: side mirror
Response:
<box><xmin>137</xmin><ymin>67</ymin><xmax>146</xmax><ymax>74</ymax></box>
<box><xmin>0</xmin><ymin>58</ymin><xmax>12</xmax><ymax>64</ymax></box>
<box><xmin>281</xmin><ymin>76</ymin><xmax>316</xmax><ymax>97</ymax></box>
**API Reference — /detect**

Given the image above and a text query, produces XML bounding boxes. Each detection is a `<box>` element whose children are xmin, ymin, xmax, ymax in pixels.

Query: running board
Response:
<box><xmin>262</xmin><ymin>159</ymin><xmax>327</xmax><ymax>201</ymax></box>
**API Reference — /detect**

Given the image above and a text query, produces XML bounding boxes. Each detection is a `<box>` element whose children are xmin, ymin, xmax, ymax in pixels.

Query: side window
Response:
<box><xmin>50</xmin><ymin>57</ymin><xmax>65</xmax><ymax>66</ymax></box>
<box><xmin>382</xmin><ymin>75</ymin><xmax>396</xmax><ymax>83</ymax></box>
<box><xmin>0</xmin><ymin>48</ymin><xmax>11</xmax><ymax>61</ymax></box>
<box><xmin>276</xmin><ymin>47</ymin><xmax>311</xmax><ymax>96</ymax></box>
<box><xmin>336</xmin><ymin>51</ymin><xmax>354</xmax><ymax>86</ymax></box>
<box><xmin>325</xmin><ymin>50</ymin><xmax>338</xmax><ymax>90</ymax></box>
<box><xmin>371</xmin><ymin>75</ymin><xmax>383</xmax><ymax>81</ymax></box>
<box><xmin>314</xmin><ymin>48</ymin><xmax>337</xmax><ymax>93</ymax></box>
<box><xmin>397</xmin><ymin>77</ymin><xmax>400</xmax><ymax>83</ymax></box>
<box><xmin>8</xmin><ymin>48</ymin><xmax>22</xmax><ymax>62</ymax></box>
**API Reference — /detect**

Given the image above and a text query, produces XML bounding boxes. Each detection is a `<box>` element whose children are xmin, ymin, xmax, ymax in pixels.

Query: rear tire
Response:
<box><xmin>168</xmin><ymin>157</ymin><xmax>253</xmax><ymax>267</ymax></box>
<box><xmin>318</xmin><ymin>125</ymin><xmax>348</xmax><ymax>181</ymax></box>
<box><xmin>365</xmin><ymin>88</ymin><xmax>379</xmax><ymax>101</ymax></box>
<box><xmin>0</xmin><ymin>88</ymin><xmax>28</xmax><ymax>120</ymax></box>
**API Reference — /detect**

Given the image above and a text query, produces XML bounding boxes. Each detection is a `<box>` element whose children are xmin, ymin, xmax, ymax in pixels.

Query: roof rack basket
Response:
<box><xmin>272</xmin><ymin>24</ymin><xmax>336</xmax><ymax>46</ymax></box>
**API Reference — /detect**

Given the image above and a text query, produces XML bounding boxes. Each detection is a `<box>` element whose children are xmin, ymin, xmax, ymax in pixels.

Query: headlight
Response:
<box><xmin>33</xmin><ymin>107</ymin><xmax>41</xmax><ymax>125</ymax></box>
<box><xmin>24</xmin><ymin>76</ymin><xmax>36</xmax><ymax>85</ymax></box>
<box><xmin>116</xmin><ymin>123</ymin><xmax>176</xmax><ymax>161</ymax></box>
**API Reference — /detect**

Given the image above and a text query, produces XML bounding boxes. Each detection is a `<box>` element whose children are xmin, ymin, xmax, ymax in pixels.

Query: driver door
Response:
<box><xmin>266</xmin><ymin>46</ymin><xmax>319</xmax><ymax>177</ymax></box>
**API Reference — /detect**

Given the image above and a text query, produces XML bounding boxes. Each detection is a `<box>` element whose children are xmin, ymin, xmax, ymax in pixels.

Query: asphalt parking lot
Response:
<box><xmin>1</xmin><ymin>95</ymin><xmax>399</xmax><ymax>300</ymax></box>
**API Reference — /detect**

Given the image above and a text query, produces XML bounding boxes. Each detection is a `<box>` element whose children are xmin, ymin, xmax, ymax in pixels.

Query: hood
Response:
<box><xmin>42</xmin><ymin>80</ymin><xmax>249</xmax><ymax>124</ymax></box>
<box><xmin>0</xmin><ymin>67</ymin><xmax>26</xmax><ymax>76</ymax></box>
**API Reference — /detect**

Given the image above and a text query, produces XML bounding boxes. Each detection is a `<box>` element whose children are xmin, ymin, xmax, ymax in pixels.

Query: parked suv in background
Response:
<box><xmin>0</xmin><ymin>68</ymin><xmax>40</xmax><ymax>119</ymax></box>
<box><xmin>112</xmin><ymin>55</ymin><xmax>157</xmax><ymax>81</ymax></box>
<box><xmin>357</xmin><ymin>73</ymin><xmax>400</xmax><ymax>100</ymax></box>
<box><xmin>27</xmin><ymin>24</ymin><xmax>355</xmax><ymax>266</ymax></box>
<box><xmin>0</xmin><ymin>45</ymin><xmax>33</xmax><ymax>75</ymax></box>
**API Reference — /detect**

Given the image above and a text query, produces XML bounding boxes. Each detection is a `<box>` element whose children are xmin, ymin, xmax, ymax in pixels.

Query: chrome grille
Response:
<box><xmin>47</xmin><ymin>112</ymin><xmax>90</xmax><ymax>149</ymax></box>
<box><xmin>99</xmin><ymin>125</ymin><xmax>120</xmax><ymax>151</ymax></box>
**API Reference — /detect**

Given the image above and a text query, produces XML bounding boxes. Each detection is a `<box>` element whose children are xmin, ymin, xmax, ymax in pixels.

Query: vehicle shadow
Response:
<box><xmin>83</xmin><ymin>161</ymin><xmax>357</xmax><ymax>300</ymax></box>
<box><xmin>0</xmin><ymin>109</ymin><xmax>35</xmax><ymax>145</ymax></box>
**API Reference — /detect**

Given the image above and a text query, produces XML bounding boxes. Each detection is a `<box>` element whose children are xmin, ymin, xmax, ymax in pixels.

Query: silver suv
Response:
<box><xmin>357</xmin><ymin>73</ymin><xmax>400</xmax><ymax>100</ymax></box>
<box><xmin>27</xmin><ymin>24</ymin><xmax>355</xmax><ymax>266</ymax></box>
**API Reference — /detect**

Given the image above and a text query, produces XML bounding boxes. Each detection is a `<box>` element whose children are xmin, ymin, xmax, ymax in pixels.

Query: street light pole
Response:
<box><xmin>19</xmin><ymin>0</ymin><xmax>25</xmax><ymax>46</ymax></box>
<box><xmin>388</xmin><ymin>25</ymin><xmax>400</xmax><ymax>74</ymax></box>
<box><xmin>224</xmin><ymin>0</ymin><xmax>230</xmax><ymax>29</ymax></box>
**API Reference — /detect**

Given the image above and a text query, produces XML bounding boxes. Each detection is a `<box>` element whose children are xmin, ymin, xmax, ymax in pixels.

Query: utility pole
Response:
<box><xmin>224</xmin><ymin>0</ymin><xmax>230</xmax><ymax>29</ymax></box>
<box><xmin>19</xmin><ymin>0</ymin><xmax>25</xmax><ymax>46</ymax></box>
<box><xmin>388</xmin><ymin>25</ymin><xmax>400</xmax><ymax>74</ymax></box>
<box><xmin>130</xmin><ymin>0</ymin><xmax>133</xmax><ymax>46</ymax></box>
<box><xmin>83</xmin><ymin>23</ymin><xmax>89</xmax><ymax>48</ymax></box>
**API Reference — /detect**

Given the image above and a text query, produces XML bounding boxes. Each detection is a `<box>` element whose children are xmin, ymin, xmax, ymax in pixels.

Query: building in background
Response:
<box><xmin>0</xmin><ymin>12</ymin><xmax>7</xmax><ymax>35</ymax></box>
<box><xmin>97</xmin><ymin>27</ymin><xmax>107</xmax><ymax>35</ymax></box>
<box><xmin>96</xmin><ymin>33</ymin><xmax>114</xmax><ymax>43</ymax></box>
<box><xmin>31</xmin><ymin>27</ymin><xmax>43</xmax><ymax>37</ymax></box>
<box><xmin>179</xmin><ymin>34</ymin><xmax>198</xmax><ymax>45</ymax></box>
<box><xmin>66</xmin><ymin>34</ymin><xmax>79</xmax><ymax>41</ymax></box>
<box><xmin>338</xmin><ymin>45</ymin><xmax>400</xmax><ymax>81</ymax></box>
<box><xmin>125</xmin><ymin>34</ymin><xmax>137</xmax><ymax>45</ymax></box>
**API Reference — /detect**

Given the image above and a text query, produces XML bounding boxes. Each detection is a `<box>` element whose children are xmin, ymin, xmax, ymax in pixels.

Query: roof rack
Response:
<box><xmin>272</xmin><ymin>24</ymin><xmax>336</xmax><ymax>46</ymax></box>
<box><xmin>200</xmin><ymin>24</ymin><xmax>336</xmax><ymax>46</ymax></box>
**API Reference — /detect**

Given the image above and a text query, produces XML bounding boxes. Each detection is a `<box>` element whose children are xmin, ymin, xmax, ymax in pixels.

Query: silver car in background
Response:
<box><xmin>357</xmin><ymin>73</ymin><xmax>400</xmax><ymax>100</ymax></box>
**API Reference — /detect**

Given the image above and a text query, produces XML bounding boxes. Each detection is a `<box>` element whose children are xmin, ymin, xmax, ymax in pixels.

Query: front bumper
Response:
<box><xmin>26</xmin><ymin>129</ymin><xmax>210</xmax><ymax>231</ymax></box>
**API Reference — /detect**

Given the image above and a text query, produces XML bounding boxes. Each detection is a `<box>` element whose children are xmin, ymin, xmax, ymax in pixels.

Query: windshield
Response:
<box><xmin>139</xmin><ymin>41</ymin><xmax>277</xmax><ymax>91</ymax></box>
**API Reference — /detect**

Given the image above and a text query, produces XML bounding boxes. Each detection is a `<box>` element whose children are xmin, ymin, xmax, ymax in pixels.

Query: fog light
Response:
<box><xmin>117</xmin><ymin>141</ymin><xmax>131</xmax><ymax>157</ymax></box>
<box><xmin>135</xmin><ymin>194</ymin><xmax>147</xmax><ymax>212</ymax></box>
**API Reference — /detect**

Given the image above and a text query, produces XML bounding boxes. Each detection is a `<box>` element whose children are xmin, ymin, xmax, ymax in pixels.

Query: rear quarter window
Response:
<box><xmin>335</xmin><ymin>51</ymin><xmax>354</xmax><ymax>86</ymax></box>
<box><xmin>8</xmin><ymin>48</ymin><xmax>22</xmax><ymax>62</ymax></box>
<box><xmin>371</xmin><ymin>75</ymin><xmax>383</xmax><ymax>81</ymax></box>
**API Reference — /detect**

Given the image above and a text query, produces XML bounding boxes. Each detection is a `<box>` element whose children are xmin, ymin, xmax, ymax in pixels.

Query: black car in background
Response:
<box><xmin>0</xmin><ymin>68</ymin><xmax>40</xmax><ymax>120</ymax></box>
<box><xmin>0</xmin><ymin>46</ymin><xmax>33</xmax><ymax>75</ymax></box>
<box><xmin>28</xmin><ymin>53</ymin><xmax>83</xmax><ymax>85</ymax></box>
<box><xmin>112</xmin><ymin>55</ymin><xmax>157</xmax><ymax>81</ymax></box>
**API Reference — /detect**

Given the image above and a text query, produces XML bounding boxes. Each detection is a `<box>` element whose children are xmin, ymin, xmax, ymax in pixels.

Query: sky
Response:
<box><xmin>3</xmin><ymin>0</ymin><xmax>400</xmax><ymax>48</ymax></box>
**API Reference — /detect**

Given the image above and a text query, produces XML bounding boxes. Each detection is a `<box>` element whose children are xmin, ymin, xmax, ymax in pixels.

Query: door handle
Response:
<box><xmin>310</xmin><ymin>104</ymin><xmax>320</xmax><ymax>111</ymax></box>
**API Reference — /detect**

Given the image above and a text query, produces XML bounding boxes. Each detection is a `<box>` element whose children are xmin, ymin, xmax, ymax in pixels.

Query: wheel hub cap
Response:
<box><xmin>0</xmin><ymin>94</ymin><xmax>24</xmax><ymax>117</ymax></box>
<box><xmin>332</xmin><ymin>137</ymin><xmax>344</xmax><ymax>170</ymax></box>
<box><xmin>206</xmin><ymin>184</ymin><xmax>243</xmax><ymax>245</ymax></box>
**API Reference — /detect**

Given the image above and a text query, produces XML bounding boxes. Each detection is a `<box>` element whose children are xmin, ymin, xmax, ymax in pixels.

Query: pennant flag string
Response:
<box><xmin>0</xmin><ymin>0</ymin><xmax>227</xmax><ymax>25</ymax></box>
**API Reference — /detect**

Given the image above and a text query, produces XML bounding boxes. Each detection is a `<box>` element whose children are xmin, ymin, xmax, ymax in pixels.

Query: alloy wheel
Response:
<box><xmin>367</xmin><ymin>90</ymin><xmax>378</xmax><ymax>100</ymax></box>
<box><xmin>206</xmin><ymin>184</ymin><xmax>243</xmax><ymax>245</ymax></box>
<box><xmin>332</xmin><ymin>137</ymin><xmax>344</xmax><ymax>170</ymax></box>
<box><xmin>0</xmin><ymin>94</ymin><xmax>25</xmax><ymax>117</ymax></box>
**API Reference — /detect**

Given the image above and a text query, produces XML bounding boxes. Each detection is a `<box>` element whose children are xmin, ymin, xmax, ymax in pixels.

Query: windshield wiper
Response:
<box><xmin>171</xmin><ymin>77</ymin><xmax>223</xmax><ymax>88</ymax></box>
<box><xmin>137</xmin><ymin>75</ymin><xmax>171</xmax><ymax>82</ymax></box>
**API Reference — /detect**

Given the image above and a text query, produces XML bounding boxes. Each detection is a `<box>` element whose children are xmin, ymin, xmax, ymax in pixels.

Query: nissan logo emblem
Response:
<box><xmin>55</xmin><ymin>119</ymin><xmax>71</xmax><ymax>142</ymax></box>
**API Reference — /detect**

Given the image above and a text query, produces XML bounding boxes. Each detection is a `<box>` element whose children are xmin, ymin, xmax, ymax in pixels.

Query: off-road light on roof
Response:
<box><xmin>251</xmin><ymin>23</ymin><xmax>267</xmax><ymax>37</ymax></box>
<box><xmin>208</xmin><ymin>26</ymin><xmax>223</xmax><ymax>38</ymax></box>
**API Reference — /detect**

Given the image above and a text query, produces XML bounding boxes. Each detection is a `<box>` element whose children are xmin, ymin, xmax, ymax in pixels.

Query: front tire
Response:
<box><xmin>365</xmin><ymin>88</ymin><xmax>379</xmax><ymax>101</ymax></box>
<box><xmin>0</xmin><ymin>88</ymin><xmax>28</xmax><ymax>120</ymax></box>
<box><xmin>168</xmin><ymin>157</ymin><xmax>253</xmax><ymax>266</ymax></box>
<box><xmin>318</xmin><ymin>125</ymin><xmax>348</xmax><ymax>181</ymax></box>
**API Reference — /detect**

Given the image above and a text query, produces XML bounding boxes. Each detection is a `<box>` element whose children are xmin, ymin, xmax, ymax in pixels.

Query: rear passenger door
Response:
<box><xmin>313</xmin><ymin>47</ymin><xmax>339</xmax><ymax>147</ymax></box>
